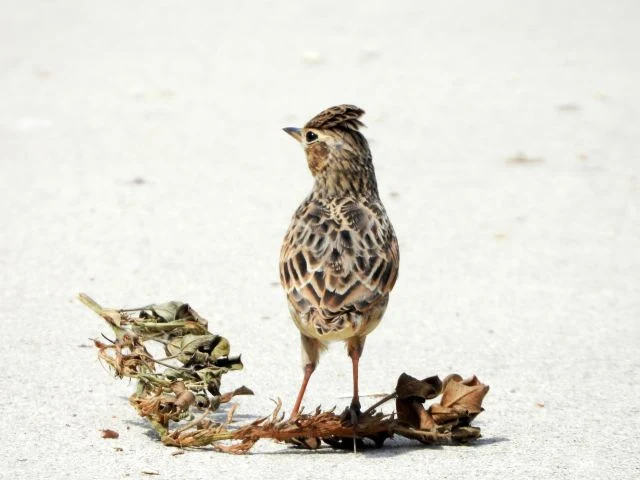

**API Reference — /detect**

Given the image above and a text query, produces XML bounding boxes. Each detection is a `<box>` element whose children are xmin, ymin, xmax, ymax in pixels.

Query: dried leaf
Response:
<box><xmin>149</xmin><ymin>301</ymin><xmax>186</xmax><ymax>322</ymax></box>
<box><xmin>166</xmin><ymin>334</ymin><xmax>230</xmax><ymax>365</ymax></box>
<box><xmin>428</xmin><ymin>404</ymin><xmax>459</xmax><ymax>425</ymax></box>
<box><xmin>101</xmin><ymin>309</ymin><xmax>123</xmax><ymax>327</ymax></box>
<box><xmin>219</xmin><ymin>386</ymin><xmax>254</xmax><ymax>403</ymax></box>
<box><xmin>139</xmin><ymin>301</ymin><xmax>208</xmax><ymax>329</ymax></box>
<box><xmin>439</xmin><ymin>375</ymin><xmax>490</xmax><ymax>425</ymax></box>
<box><xmin>82</xmin><ymin>294</ymin><xmax>490</xmax><ymax>454</ymax></box>
<box><xmin>396</xmin><ymin>373</ymin><xmax>442</xmax><ymax>401</ymax></box>
<box><xmin>101</xmin><ymin>429</ymin><xmax>119</xmax><ymax>439</ymax></box>
<box><xmin>170</xmin><ymin>381</ymin><xmax>196</xmax><ymax>411</ymax></box>
<box><xmin>395</xmin><ymin>373</ymin><xmax>443</xmax><ymax>428</ymax></box>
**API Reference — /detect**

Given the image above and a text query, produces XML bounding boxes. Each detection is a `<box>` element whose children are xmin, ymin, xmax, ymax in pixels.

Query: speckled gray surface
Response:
<box><xmin>1</xmin><ymin>1</ymin><xmax>639</xmax><ymax>478</ymax></box>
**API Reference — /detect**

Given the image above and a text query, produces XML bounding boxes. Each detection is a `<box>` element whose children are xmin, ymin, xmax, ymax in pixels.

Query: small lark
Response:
<box><xmin>280</xmin><ymin>105</ymin><xmax>400</xmax><ymax>421</ymax></box>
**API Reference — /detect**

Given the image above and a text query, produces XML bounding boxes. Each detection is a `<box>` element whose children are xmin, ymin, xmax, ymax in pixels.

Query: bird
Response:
<box><xmin>279</xmin><ymin>104</ymin><xmax>399</xmax><ymax>422</ymax></box>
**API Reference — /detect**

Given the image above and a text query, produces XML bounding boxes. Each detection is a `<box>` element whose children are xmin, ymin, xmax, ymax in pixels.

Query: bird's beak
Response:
<box><xmin>283</xmin><ymin>127</ymin><xmax>302</xmax><ymax>143</ymax></box>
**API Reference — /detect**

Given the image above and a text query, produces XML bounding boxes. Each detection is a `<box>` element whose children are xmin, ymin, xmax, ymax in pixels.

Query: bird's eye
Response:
<box><xmin>305</xmin><ymin>131</ymin><xmax>318</xmax><ymax>143</ymax></box>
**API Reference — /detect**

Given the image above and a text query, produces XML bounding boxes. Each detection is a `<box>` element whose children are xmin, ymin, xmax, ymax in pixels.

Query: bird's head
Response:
<box><xmin>283</xmin><ymin>104</ymin><xmax>378</xmax><ymax>197</ymax></box>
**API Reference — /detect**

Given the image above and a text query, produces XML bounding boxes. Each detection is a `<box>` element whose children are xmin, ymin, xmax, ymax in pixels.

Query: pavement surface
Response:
<box><xmin>1</xmin><ymin>1</ymin><xmax>639</xmax><ymax>478</ymax></box>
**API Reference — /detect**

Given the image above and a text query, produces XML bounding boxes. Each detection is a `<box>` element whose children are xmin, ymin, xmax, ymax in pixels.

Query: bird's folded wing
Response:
<box><xmin>280</xmin><ymin>200</ymin><xmax>399</xmax><ymax>317</ymax></box>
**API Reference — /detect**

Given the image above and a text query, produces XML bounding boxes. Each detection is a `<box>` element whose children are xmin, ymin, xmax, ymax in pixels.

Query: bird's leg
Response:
<box><xmin>347</xmin><ymin>337</ymin><xmax>365</xmax><ymax>426</ymax></box>
<box><xmin>290</xmin><ymin>335</ymin><xmax>322</xmax><ymax>419</ymax></box>
<box><xmin>348</xmin><ymin>349</ymin><xmax>361</xmax><ymax>424</ymax></box>
<box><xmin>290</xmin><ymin>363</ymin><xmax>315</xmax><ymax>418</ymax></box>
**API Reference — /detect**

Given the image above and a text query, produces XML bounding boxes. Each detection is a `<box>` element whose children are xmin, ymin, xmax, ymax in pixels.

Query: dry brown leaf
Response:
<box><xmin>101</xmin><ymin>429</ymin><xmax>119</xmax><ymax>439</ymax></box>
<box><xmin>396</xmin><ymin>373</ymin><xmax>442</xmax><ymax>400</ymax></box>
<box><xmin>428</xmin><ymin>404</ymin><xmax>459</xmax><ymax>425</ymax></box>
<box><xmin>395</xmin><ymin>373</ymin><xmax>442</xmax><ymax>429</ymax></box>
<box><xmin>439</xmin><ymin>375</ymin><xmax>490</xmax><ymax>425</ymax></box>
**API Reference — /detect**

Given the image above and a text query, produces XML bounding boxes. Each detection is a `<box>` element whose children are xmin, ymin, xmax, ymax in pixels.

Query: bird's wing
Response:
<box><xmin>280</xmin><ymin>197</ymin><xmax>399</xmax><ymax>317</ymax></box>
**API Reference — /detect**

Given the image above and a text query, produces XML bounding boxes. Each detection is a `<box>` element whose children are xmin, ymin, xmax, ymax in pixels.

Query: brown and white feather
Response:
<box><xmin>280</xmin><ymin>105</ymin><xmax>399</xmax><ymax>344</ymax></box>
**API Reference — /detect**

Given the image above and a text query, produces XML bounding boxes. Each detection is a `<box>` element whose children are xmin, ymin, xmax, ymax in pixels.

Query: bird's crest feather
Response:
<box><xmin>304</xmin><ymin>104</ymin><xmax>366</xmax><ymax>131</ymax></box>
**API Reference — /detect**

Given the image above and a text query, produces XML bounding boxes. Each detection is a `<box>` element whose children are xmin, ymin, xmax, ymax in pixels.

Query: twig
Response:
<box><xmin>361</xmin><ymin>392</ymin><xmax>398</xmax><ymax>416</ymax></box>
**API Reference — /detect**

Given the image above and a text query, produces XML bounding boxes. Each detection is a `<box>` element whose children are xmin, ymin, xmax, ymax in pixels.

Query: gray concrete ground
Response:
<box><xmin>1</xmin><ymin>1</ymin><xmax>639</xmax><ymax>478</ymax></box>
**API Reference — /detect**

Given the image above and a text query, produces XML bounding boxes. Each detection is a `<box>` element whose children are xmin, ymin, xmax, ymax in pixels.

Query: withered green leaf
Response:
<box><xmin>138</xmin><ymin>302</ymin><xmax>208</xmax><ymax>329</ymax></box>
<box><xmin>147</xmin><ymin>301</ymin><xmax>186</xmax><ymax>322</ymax></box>
<box><xmin>165</xmin><ymin>334</ymin><xmax>232</xmax><ymax>366</ymax></box>
<box><xmin>80</xmin><ymin>295</ymin><xmax>245</xmax><ymax>440</ymax></box>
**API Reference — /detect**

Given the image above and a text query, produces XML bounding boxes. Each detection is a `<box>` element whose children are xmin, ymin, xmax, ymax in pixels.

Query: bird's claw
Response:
<box><xmin>340</xmin><ymin>399</ymin><xmax>361</xmax><ymax>426</ymax></box>
<box><xmin>350</xmin><ymin>405</ymin><xmax>361</xmax><ymax>426</ymax></box>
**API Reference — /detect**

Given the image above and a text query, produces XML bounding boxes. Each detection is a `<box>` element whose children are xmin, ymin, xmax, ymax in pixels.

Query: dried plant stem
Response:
<box><xmin>82</xmin><ymin>293</ymin><xmax>489</xmax><ymax>453</ymax></box>
<box><xmin>361</xmin><ymin>392</ymin><xmax>398</xmax><ymax>416</ymax></box>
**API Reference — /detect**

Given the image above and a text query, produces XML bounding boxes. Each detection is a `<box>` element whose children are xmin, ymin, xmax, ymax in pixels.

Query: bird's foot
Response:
<box><xmin>349</xmin><ymin>399</ymin><xmax>362</xmax><ymax>426</ymax></box>
<box><xmin>340</xmin><ymin>399</ymin><xmax>362</xmax><ymax>426</ymax></box>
